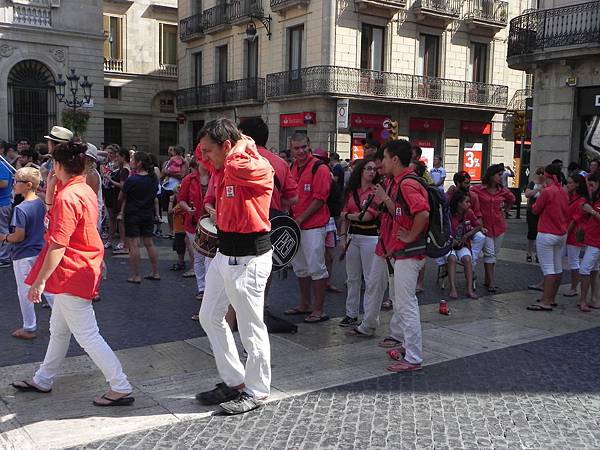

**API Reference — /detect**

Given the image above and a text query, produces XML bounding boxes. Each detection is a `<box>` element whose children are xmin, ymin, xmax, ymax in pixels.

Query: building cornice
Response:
<box><xmin>0</xmin><ymin>23</ymin><xmax>104</xmax><ymax>41</ymax></box>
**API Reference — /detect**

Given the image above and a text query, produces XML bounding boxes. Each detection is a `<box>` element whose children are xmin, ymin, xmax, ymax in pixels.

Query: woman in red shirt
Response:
<box><xmin>11</xmin><ymin>140</ymin><xmax>134</xmax><ymax>406</ymax></box>
<box><xmin>471</xmin><ymin>164</ymin><xmax>516</xmax><ymax>293</ymax></box>
<box><xmin>338</xmin><ymin>158</ymin><xmax>380</xmax><ymax>327</ymax></box>
<box><xmin>563</xmin><ymin>174</ymin><xmax>589</xmax><ymax>298</ymax></box>
<box><xmin>579</xmin><ymin>172</ymin><xmax>600</xmax><ymax>311</ymax></box>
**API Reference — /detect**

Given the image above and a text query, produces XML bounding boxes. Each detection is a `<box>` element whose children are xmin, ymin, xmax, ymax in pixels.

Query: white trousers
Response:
<box><xmin>199</xmin><ymin>250</ymin><xmax>272</xmax><ymax>399</ymax></box>
<box><xmin>358</xmin><ymin>255</ymin><xmax>399</xmax><ymax>338</ymax></box>
<box><xmin>483</xmin><ymin>234</ymin><xmax>505</xmax><ymax>264</ymax></box>
<box><xmin>344</xmin><ymin>234</ymin><xmax>378</xmax><ymax>319</ymax></box>
<box><xmin>564</xmin><ymin>244</ymin><xmax>583</xmax><ymax>271</ymax></box>
<box><xmin>33</xmin><ymin>293</ymin><xmax>131</xmax><ymax>393</ymax></box>
<box><xmin>13</xmin><ymin>256</ymin><xmax>55</xmax><ymax>332</ymax></box>
<box><xmin>536</xmin><ymin>232</ymin><xmax>566</xmax><ymax>276</ymax></box>
<box><xmin>580</xmin><ymin>246</ymin><xmax>600</xmax><ymax>276</ymax></box>
<box><xmin>186</xmin><ymin>231</ymin><xmax>207</xmax><ymax>292</ymax></box>
<box><xmin>392</xmin><ymin>258</ymin><xmax>426</xmax><ymax>365</ymax></box>
<box><xmin>471</xmin><ymin>231</ymin><xmax>486</xmax><ymax>267</ymax></box>
<box><xmin>292</xmin><ymin>227</ymin><xmax>328</xmax><ymax>280</ymax></box>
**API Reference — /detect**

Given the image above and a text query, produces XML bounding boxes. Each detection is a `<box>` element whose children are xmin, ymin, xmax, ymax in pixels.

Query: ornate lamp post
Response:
<box><xmin>54</xmin><ymin>68</ymin><xmax>93</xmax><ymax>110</ymax></box>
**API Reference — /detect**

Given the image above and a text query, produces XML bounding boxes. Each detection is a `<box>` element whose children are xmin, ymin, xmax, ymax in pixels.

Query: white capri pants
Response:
<box><xmin>292</xmin><ymin>227</ymin><xmax>328</xmax><ymax>280</ymax></box>
<box><xmin>483</xmin><ymin>234</ymin><xmax>505</xmax><ymax>264</ymax></box>
<box><xmin>471</xmin><ymin>231</ymin><xmax>486</xmax><ymax>267</ymax></box>
<box><xmin>344</xmin><ymin>234</ymin><xmax>378</xmax><ymax>319</ymax></box>
<box><xmin>186</xmin><ymin>231</ymin><xmax>207</xmax><ymax>293</ymax></box>
<box><xmin>564</xmin><ymin>244</ymin><xmax>583</xmax><ymax>271</ymax></box>
<box><xmin>13</xmin><ymin>256</ymin><xmax>55</xmax><ymax>332</ymax></box>
<box><xmin>536</xmin><ymin>232</ymin><xmax>567</xmax><ymax>276</ymax></box>
<box><xmin>579</xmin><ymin>246</ymin><xmax>600</xmax><ymax>276</ymax></box>
<box><xmin>447</xmin><ymin>247</ymin><xmax>472</xmax><ymax>261</ymax></box>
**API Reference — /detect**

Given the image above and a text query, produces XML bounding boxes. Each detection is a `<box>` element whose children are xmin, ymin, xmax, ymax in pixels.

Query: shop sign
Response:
<box><xmin>578</xmin><ymin>86</ymin><xmax>600</xmax><ymax>116</ymax></box>
<box><xmin>351</xmin><ymin>114</ymin><xmax>390</xmax><ymax>129</ymax></box>
<box><xmin>337</xmin><ymin>99</ymin><xmax>349</xmax><ymax>129</ymax></box>
<box><xmin>463</xmin><ymin>142</ymin><xmax>483</xmax><ymax>181</ymax></box>
<box><xmin>280</xmin><ymin>112</ymin><xmax>317</xmax><ymax>128</ymax></box>
<box><xmin>460</xmin><ymin>121</ymin><xmax>492</xmax><ymax>135</ymax></box>
<box><xmin>409</xmin><ymin>118</ymin><xmax>444</xmax><ymax>133</ymax></box>
<box><xmin>413</xmin><ymin>139</ymin><xmax>435</xmax><ymax>169</ymax></box>
<box><xmin>351</xmin><ymin>132</ymin><xmax>366</xmax><ymax>160</ymax></box>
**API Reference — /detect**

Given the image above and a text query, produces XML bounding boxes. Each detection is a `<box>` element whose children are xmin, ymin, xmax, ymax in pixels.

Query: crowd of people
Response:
<box><xmin>2</xmin><ymin>118</ymin><xmax>600</xmax><ymax>416</ymax></box>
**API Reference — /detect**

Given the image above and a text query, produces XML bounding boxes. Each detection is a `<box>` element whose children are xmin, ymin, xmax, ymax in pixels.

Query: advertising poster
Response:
<box><xmin>463</xmin><ymin>142</ymin><xmax>483</xmax><ymax>181</ymax></box>
<box><xmin>351</xmin><ymin>132</ymin><xmax>367</xmax><ymax>160</ymax></box>
<box><xmin>413</xmin><ymin>139</ymin><xmax>435</xmax><ymax>170</ymax></box>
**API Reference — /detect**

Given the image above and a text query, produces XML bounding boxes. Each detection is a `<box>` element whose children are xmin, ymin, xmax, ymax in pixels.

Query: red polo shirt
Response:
<box><xmin>178</xmin><ymin>170</ymin><xmax>204</xmax><ymax>234</ymax></box>
<box><xmin>290</xmin><ymin>155</ymin><xmax>331</xmax><ymax>230</ymax></box>
<box><xmin>532</xmin><ymin>182</ymin><xmax>569</xmax><ymax>235</ymax></box>
<box><xmin>446</xmin><ymin>186</ymin><xmax>482</xmax><ymax>218</ymax></box>
<box><xmin>471</xmin><ymin>184</ymin><xmax>515</xmax><ymax>237</ymax></box>
<box><xmin>583</xmin><ymin>198</ymin><xmax>600</xmax><ymax>248</ymax></box>
<box><xmin>26</xmin><ymin>176</ymin><xmax>103</xmax><ymax>300</ymax></box>
<box><xmin>257</xmin><ymin>145</ymin><xmax>297</xmax><ymax>212</ymax></box>
<box><xmin>566</xmin><ymin>194</ymin><xmax>588</xmax><ymax>246</ymax></box>
<box><xmin>451</xmin><ymin>210</ymin><xmax>480</xmax><ymax>246</ymax></box>
<box><xmin>342</xmin><ymin>186</ymin><xmax>380</xmax><ymax>217</ymax></box>
<box><xmin>375</xmin><ymin>178</ymin><xmax>395</xmax><ymax>258</ymax></box>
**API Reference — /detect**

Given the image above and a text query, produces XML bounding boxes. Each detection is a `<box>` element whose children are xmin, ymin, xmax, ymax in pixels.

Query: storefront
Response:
<box><xmin>578</xmin><ymin>86</ymin><xmax>600</xmax><ymax>166</ymax></box>
<box><xmin>278</xmin><ymin>112</ymin><xmax>317</xmax><ymax>151</ymax></box>
<box><xmin>459</xmin><ymin>121</ymin><xmax>491</xmax><ymax>182</ymax></box>
<box><xmin>350</xmin><ymin>113</ymin><xmax>390</xmax><ymax>160</ymax></box>
<box><xmin>409</xmin><ymin>118</ymin><xmax>444</xmax><ymax>169</ymax></box>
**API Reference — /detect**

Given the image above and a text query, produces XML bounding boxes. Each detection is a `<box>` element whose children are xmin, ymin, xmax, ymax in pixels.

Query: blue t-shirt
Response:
<box><xmin>0</xmin><ymin>163</ymin><xmax>13</xmax><ymax>207</ymax></box>
<box><xmin>10</xmin><ymin>197</ymin><xmax>46</xmax><ymax>260</ymax></box>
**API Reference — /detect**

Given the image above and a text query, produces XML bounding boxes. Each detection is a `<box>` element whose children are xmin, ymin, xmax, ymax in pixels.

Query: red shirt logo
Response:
<box><xmin>226</xmin><ymin>186</ymin><xmax>235</xmax><ymax>198</ymax></box>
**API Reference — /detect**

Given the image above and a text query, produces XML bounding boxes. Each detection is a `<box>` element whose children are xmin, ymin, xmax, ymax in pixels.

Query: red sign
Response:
<box><xmin>461</xmin><ymin>121</ymin><xmax>492</xmax><ymax>135</ymax></box>
<box><xmin>409</xmin><ymin>118</ymin><xmax>444</xmax><ymax>133</ymax></box>
<box><xmin>351</xmin><ymin>132</ymin><xmax>366</xmax><ymax>160</ymax></box>
<box><xmin>462</xmin><ymin>142</ymin><xmax>483</xmax><ymax>181</ymax></box>
<box><xmin>413</xmin><ymin>139</ymin><xmax>434</xmax><ymax>149</ymax></box>
<box><xmin>279</xmin><ymin>112</ymin><xmax>317</xmax><ymax>128</ymax></box>
<box><xmin>351</xmin><ymin>114</ymin><xmax>390</xmax><ymax>129</ymax></box>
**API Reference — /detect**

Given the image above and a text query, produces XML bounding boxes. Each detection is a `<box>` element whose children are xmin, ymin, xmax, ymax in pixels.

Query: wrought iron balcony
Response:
<box><xmin>508</xmin><ymin>0</ymin><xmax>600</xmax><ymax>68</ymax></box>
<box><xmin>354</xmin><ymin>0</ymin><xmax>406</xmax><ymax>19</ymax></box>
<box><xmin>180</xmin><ymin>0</ymin><xmax>263</xmax><ymax>39</ymax></box>
<box><xmin>463</xmin><ymin>0</ymin><xmax>508</xmax><ymax>28</ymax></box>
<box><xmin>180</xmin><ymin>13</ymin><xmax>204</xmax><ymax>42</ymax></box>
<box><xmin>266</xmin><ymin>66</ymin><xmax>508</xmax><ymax>110</ymax></box>
<box><xmin>157</xmin><ymin>64</ymin><xmax>177</xmax><ymax>77</ymax></box>
<box><xmin>414</xmin><ymin>0</ymin><xmax>462</xmax><ymax>20</ymax></box>
<box><xmin>176</xmin><ymin>78</ymin><xmax>265</xmax><ymax>111</ymax></box>
<box><xmin>270</xmin><ymin>0</ymin><xmax>310</xmax><ymax>14</ymax></box>
<box><xmin>104</xmin><ymin>58</ymin><xmax>124</xmax><ymax>72</ymax></box>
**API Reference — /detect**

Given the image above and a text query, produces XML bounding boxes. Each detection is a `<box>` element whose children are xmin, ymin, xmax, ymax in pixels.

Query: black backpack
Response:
<box><xmin>312</xmin><ymin>160</ymin><xmax>344</xmax><ymax>218</ymax></box>
<box><xmin>392</xmin><ymin>174</ymin><xmax>453</xmax><ymax>258</ymax></box>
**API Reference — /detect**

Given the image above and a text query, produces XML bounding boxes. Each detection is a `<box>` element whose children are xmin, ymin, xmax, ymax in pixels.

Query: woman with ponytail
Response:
<box><xmin>119</xmin><ymin>151</ymin><xmax>160</xmax><ymax>283</ymax></box>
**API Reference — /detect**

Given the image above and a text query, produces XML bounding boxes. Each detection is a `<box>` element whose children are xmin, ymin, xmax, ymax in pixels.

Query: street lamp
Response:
<box><xmin>246</xmin><ymin>14</ymin><xmax>272</xmax><ymax>40</ymax></box>
<box><xmin>54</xmin><ymin>68</ymin><xmax>93</xmax><ymax>110</ymax></box>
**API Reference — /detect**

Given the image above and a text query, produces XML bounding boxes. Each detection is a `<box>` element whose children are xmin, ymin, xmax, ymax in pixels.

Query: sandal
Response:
<box><xmin>387</xmin><ymin>347</ymin><xmax>406</xmax><ymax>361</ymax></box>
<box><xmin>126</xmin><ymin>278</ymin><xmax>141</xmax><ymax>284</ymax></box>
<box><xmin>182</xmin><ymin>270</ymin><xmax>196</xmax><ymax>278</ymax></box>
<box><xmin>526</xmin><ymin>304</ymin><xmax>553</xmax><ymax>311</ymax></box>
<box><xmin>170</xmin><ymin>263</ymin><xmax>185</xmax><ymax>271</ymax></box>
<box><xmin>304</xmin><ymin>315</ymin><xmax>330</xmax><ymax>323</ymax></box>
<box><xmin>93</xmin><ymin>394</ymin><xmax>135</xmax><ymax>407</ymax></box>
<box><xmin>536</xmin><ymin>298</ymin><xmax>557</xmax><ymax>307</ymax></box>
<box><xmin>326</xmin><ymin>285</ymin><xmax>344</xmax><ymax>293</ymax></box>
<box><xmin>143</xmin><ymin>275</ymin><xmax>161</xmax><ymax>281</ymax></box>
<box><xmin>579</xmin><ymin>304</ymin><xmax>591</xmax><ymax>312</ymax></box>
<box><xmin>387</xmin><ymin>360</ymin><xmax>422</xmax><ymax>372</ymax></box>
<box><xmin>284</xmin><ymin>307</ymin><xmax>312</xmax><ymax>316</ymax></box>
<box><xmin>378</xmin><ymin>337</ymin><xmax>402</xmax><ymax>348</ymax></box>
<box><xmin>527</xmin><ymin>284</ymin><xmax>543</xmax><ymax>292</ymax></box>
<box><xmin>345</xmin><ymin>327</ymin><xmax>373</xmax><ymax>337</ymax></box>
<box><xmin>11</xmin><ymin>380</ymin><xmax>51</xmax><ymax>393</ymax></box>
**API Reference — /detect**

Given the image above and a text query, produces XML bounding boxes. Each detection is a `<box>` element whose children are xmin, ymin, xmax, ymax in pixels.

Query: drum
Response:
<box><xmin>270</xmin><ymin>214</ymin><xmax>301</xmax><ymax>272</ymax></box>
<box><xmin>193</xmin><ymin>215</ymin><xmax>219</xmax><ymax>258</ymax></box>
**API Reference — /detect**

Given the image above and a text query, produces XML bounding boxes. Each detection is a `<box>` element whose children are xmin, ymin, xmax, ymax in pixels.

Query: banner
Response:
<box><xmin>413</xmin><ymin>139</ymin><xmax>434</xmax><ymax>170</ymax></box>
<box><xmin>351</xmin><ymin>132</ymin><xmax>366</xmax><ymax>160</ymax></box>
<box><xmin>463</xmin><ymin>142</ymin><xmax>483</xmax><ymax>181</ymax></box>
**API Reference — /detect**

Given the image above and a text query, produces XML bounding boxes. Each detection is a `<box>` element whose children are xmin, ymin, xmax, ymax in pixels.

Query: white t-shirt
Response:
<box><xmin>430</xmin><ymin>166</ymin><xmax>446</xmax><ymax>192</ymax></box>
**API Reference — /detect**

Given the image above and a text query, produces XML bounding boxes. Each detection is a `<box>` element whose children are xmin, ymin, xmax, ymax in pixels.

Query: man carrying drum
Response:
<box><xmin>194</xmin><ymin>118</ymin><xmax>274</xmax><ymax>415</ymax></box>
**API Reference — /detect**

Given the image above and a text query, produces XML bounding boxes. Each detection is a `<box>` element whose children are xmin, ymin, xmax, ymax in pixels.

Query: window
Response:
<box><xmin>288</xmin><ymin>25</ymin><xmax>303</xmax><ymax>73</ymax></box>
<box><xmin>103</xmin><ymin>15</ymin><xmax>123</xmax><ymax>60</ymax></box>
<box><xmin>472</xmin><ymin>42</ymin><xmax>488</xmax><ymax>83</ymax></box>
<box><xmin>160</xmin><ymin>23</ymin><xmax>177</xmax><ymax>66</ymax></box>
<box><xmin>245</xmin><ymin>38</ymin><xmax>259</xmax><ymax>79</ymax></box>
<box><xmin>216</xmin><ymin>45</ymin><xmax>228</xmax><ymax>83</ymax></box>
<box><xmin>361</xmin><ymin>24</ymin><xmax>385</xmax><ymax>71</ymax></box>
<box><xmin>160</xmin><ymin>98</ymin><xmax>175</xmax><ymax>113</ymax></box>
<box><xmin>420</xmin><ymin>34</ymin><xmax>440</xmax><ymax>77</ymax></box>
<box><xmin>193</xmin><ymin>0</ymin><xmax>203</xmax><ymax>13</ymax></box>
<box><xmin>104</xmin><ymin>86</ymin><xmax>121</xmax><ymax>99</ymax></box>
<box><xmin>194</xmin><ymin>53</ymin><xmax>203</xmax><ymax>87</ymax></box>
<box><xmin>104</xmin><ymin>118</ymin><xmax>122</xmax><ymax>146</ymax></box>
<box><xmin>159</xmin><ymin>121</ymin><xmax>178</xmax><ymax>156</ymax></box>
<box><xmin>526</xmin><ymin>73</ymin><xmax>535</xmax><ymax>90</ymax></box>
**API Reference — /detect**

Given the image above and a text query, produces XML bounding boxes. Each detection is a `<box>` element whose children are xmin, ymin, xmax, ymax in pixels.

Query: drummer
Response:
<box><xmin>195</xmin><ymin>118</ymin><xmax>274</xmax><ymax>416</ymax></box>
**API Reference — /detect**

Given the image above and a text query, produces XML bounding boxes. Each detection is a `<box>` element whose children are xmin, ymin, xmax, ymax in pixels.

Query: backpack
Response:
<box><xmin>312</xmin><ymin>160</ymin><xmax>344</xmax><ymax>218</ymax></box>
<box><xmin>392</xmin><ymin>174</ymin><xmax>453</xmax><ymax>259</ymax></box>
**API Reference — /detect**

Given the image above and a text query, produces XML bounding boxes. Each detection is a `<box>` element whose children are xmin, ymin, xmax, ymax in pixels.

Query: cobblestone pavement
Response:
<box><xmin>73</xmin><ymin>326</ymin><xmax>600</xmax><ymax>450</ymax></box>
<box><xmin>0</xmin><ymin>218</ymin><xmax>544</xmax><ymax>367</ymax></box>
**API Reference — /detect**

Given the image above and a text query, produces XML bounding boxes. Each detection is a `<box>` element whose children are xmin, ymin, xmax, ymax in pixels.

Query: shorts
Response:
<box><xmin>536</xmin><ymin>232</ymin><xmax>566</xmax><ymax>276</ymax></box>
<box><xmin>563</xmin><ymin>244</ymin><xmax>583</xmax><ymax>271</ymax></box>
<box><xmin>526</xmin><ymin>210</ymin><xmax>539</xmax><ymax>241</ymax></box>
<box><xmin>124</xmin><ymin>213</ymin><xmax>154</xmax><ymax>238</ymax></box>
<box><xmin>325</xmin><ymin>217</ymin><xmax>338</xmax><ymax>248</ymax></box>
<box><xmin>579</xmin><ymin>245</ymin><xmax>600</xmax><ymax>276</ymax></box>
<box><xmin>448</xmin><ymin>247</ymin><xmax>472</xmax><ymax>261</ymax></box>
<box><xmin>173</xmin><ymin>232</ymin><xmax>186</xmax><ymax>254</ymax></box>
<box><xmin>292</xmin><ymin>227</ymin><xmax>329</xmax><ymax>280</ymax></box>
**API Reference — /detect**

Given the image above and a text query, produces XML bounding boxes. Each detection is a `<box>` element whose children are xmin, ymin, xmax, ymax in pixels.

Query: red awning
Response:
<box><xmin>409</xmin><ymin>118</ymin><xmax>444</xmax><ymax>133</ymax></box>
<box><xmin>351</xmin><ymin>114</ymin><xmax>390</xmax><ymax>129</ymax></box>
<box><xmin>279</xmin><ymin>112</ymin><xmax>317</xmax><ymax>127</ymax></box>
<box><xmin>460</xmin><ymin>121</ymin><xmax>492</xmax><ymax>135</ymax></box>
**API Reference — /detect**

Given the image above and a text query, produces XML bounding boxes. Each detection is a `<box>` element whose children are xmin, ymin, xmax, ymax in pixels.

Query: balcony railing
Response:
<box><xmin>180</xmin><ymin>13</ymin><xmax>205</xmax><ymax>41</ymax></box>
<box><xmin>176</xmin><ymin>78</ymin><xmax>265</xmax><ymax>110</ymax></box>
<box><xmin>414</xmin><ymin>0</ymin><xmax>462</xmax><ymax>17</ymax></box>
<box><xmin>104</xmin><ymin>58</ymin><xmax>124</xmax><ymax>72</ymax></box>
<box><xmin>12</xmin><ymin>4</ymin><xmax>52</xmax><ymax>27</ymax></box>
<box><xmin>463</xmin><ymin>0</ymin><xmax>508</xmax><ymax>26</ymax></box>
<box><xmin>157</xmin><ymin>64</ymin><xmax>177</xmax><ymax>77</ymax></box>
<box><xmin>270</xmin><ymin>0</ymin><xmax>309</xmax><ymax>12</ymax></box>
<box><xmin>266</xmin><ymin>66</ymin><xmax>508</xmax><ymax>109</ymax></box>
<box><xmin>508</xmin><ymin>0</ymin><xmax>600</xmax><ymax>58</ymax></box>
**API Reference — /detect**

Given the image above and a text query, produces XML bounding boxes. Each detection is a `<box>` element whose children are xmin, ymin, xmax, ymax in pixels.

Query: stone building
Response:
<box><xmin>177</xmin><ymin>0</ymin><xmax>530</xmax><ymax>186</ymax></box>
<box><xmin>103</xmin><ymin>0</ymin><xmax>179</xmax><ymax>155</ymax></box>
<box><xmin>507</xmin><ymin>0</ymin><xmax>600</xmax><ymax>170</ymax></box>
<box><xmin>0</xmin><ymin>0</ymin><xmax>104</xmax><ymax>145</ymax></box>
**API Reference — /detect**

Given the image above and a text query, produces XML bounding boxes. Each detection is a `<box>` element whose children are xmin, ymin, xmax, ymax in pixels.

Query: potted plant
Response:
<box><xmin>61</xmin><ymin>108</ymin><xmax>91</xmax><ymax>137</ymax></box>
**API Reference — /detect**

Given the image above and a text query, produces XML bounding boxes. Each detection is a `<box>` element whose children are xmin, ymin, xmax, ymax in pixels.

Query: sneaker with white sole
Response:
<box><xmin>338</xmin><ymin>316</ymin><xmax>358</xmax><ymax>327</ymax></box>
<box><xmin>219</xmin><ymin>391</ymin><xmax>263</xmax><ymax>415</ymax></box>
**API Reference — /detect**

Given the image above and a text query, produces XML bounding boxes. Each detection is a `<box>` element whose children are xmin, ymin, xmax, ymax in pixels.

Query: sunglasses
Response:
<box><xmin>14</xmin><ymin>179</ymin><xmax>29</xmax><ymax>184</ymax></box>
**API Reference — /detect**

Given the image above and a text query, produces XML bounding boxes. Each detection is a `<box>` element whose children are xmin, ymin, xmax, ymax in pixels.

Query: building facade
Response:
<box><xmin>103</xmin><ymin>0</ymin><xmax>178</xmax><ymax>156</ymax></box>
<box><xmin>507</xmin><ymin>0</ymin><xmax>600</xmax><ymax>171</ymax></box>
<box><xmin>0</xmin><ymin>0</ymin><xmax>104</xmax><ymax>144</ymax></box>
<box><xmin>177</xmin><ymin>0</ymin><xmax>530</xmax><ymax>186</ymax></box>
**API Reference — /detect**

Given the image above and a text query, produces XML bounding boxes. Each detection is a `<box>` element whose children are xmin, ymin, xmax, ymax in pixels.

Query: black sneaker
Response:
<box><xmin>195</xmin><ymin>382</ymin><xmax>240</xmax><ymax>405</ymax></box>
<box><xmin>219</xmin><ymin>391</ymin><xmax>263</xmax><ymax>415</ymax></box>
<box><xmin>338</xmin><ymin>316</ymin><xmax>358</xmax><ymax>327</ymax></box>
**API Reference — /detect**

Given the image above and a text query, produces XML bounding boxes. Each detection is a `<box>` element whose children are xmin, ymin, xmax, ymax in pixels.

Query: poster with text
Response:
<box><xmin>413</xmin><ymin>140</ymin><xmax>435</xmax><ymax>170</ymax></box>
<box><xmin>351</xmin><ymin>132</ymin><xmax>367</xmax><ymax>160</ymax></box>
<box><xmin>463</xmin><ymin>142</ymin><xmax>483</xmax><ymax>181</ymax></box>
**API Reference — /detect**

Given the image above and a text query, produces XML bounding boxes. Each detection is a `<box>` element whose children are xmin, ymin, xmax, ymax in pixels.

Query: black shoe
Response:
<box><xmin>195</xmin><ymin>382</ymin><xmax>240</xmax><ymax>405</ymax></box>
<box><xmin>219</xmin><ymin>391</ymin><xmax>263</xmax><ymax>415</ymax></box>
<box><xmin>338</xmin><ymin>316</ymin><xmax>358</xmax><ymax>327</ymax></box>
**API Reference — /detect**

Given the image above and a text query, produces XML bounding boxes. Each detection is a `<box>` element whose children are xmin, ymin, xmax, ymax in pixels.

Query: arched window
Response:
<box><xmin>8</xmin><ymin>60</ymin><xmax>57</xmax><ymax>143</ymax></box>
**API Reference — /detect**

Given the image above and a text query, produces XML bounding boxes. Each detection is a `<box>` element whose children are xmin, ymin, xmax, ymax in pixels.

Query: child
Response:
<box><xmin>169</xmin><ymin>184</ymin><xmax>187</xmax><ymax>271</ymax></box>
<box><xmin>0</xmin><ymin>167</ymin><xmax>54</xmax><ymax>339</ymax></box>
<box><xmin>446</xmin><ymin>190</ymin><xmax>483</xmax><ymax>300</ymax></box>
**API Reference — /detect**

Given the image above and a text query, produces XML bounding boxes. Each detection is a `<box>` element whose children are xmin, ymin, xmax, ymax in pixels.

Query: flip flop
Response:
<box><xmin>304</xmin><ymin>315</ymin><xmax>330</xmax><ymax>323</ymax></box>
<box><xmin>563</xmin><ymin>292</ymin><xmax>578</xmax><ymax>298</ymax></box>
<box><xmin>378</xmin><ymin>337</ymin><xmax>402</xmax><ymax>348</ymax></box>
<box><xmin>126</xmin><ymin>279</ymin><xmax>141</xmax><ymax>284</ymax></box>
<box><xmin>93</xmin><ymin>394</ymin><xmax>135</xmax><ymax>407</ymax></box>
<box><xmin>486</xmin><ymin>286</ymin><xmax>498</xmax><ymax>293</ymax></box>
<box><xmin>527</xmin><ymin>284</ymin><xmax>543</xmax><ymax>292</ymax></box>
<box><xmin>536</xmin><ymin>298</ymin><xmax>557</xmax><ymax>307</ymax></box>
<box><xmin>284</xmin><ymin>307</ymin><xmax>312</xmax><ymax>316</ymax></box>
<box><xmin>345</xmin><ymin>327</ymin><xmax>373</xmax><ymax>337</ymax></box>
<box><xmin>143</xmin><ymin>275</ymin><xmax>161</xmax><ymax>281</ymax></box>
<box><xmin>11</xmin><ymin>380</ymin><xmax>51</xmax><ymax>393</ymax></box>
<box><xmin>326</xmin><ymin>285</ymin><xmax>344</xmax><ymax>293</ymax></box>
<box><xmin>526</xmin><ymin>304</ymin><xmax>553</xmax><ymax>311</ymax></box>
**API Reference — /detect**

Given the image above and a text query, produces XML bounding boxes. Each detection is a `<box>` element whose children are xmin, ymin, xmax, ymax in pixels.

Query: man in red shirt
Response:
<box><xmin>195</xmin><ymin>119</ymin><xmax>274</xmax><ymax>415</ymax></box>
<box><xmin>285</xmin><ymin>132</ymin><xmax>331</xmax><ymax>323</ymax></box>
